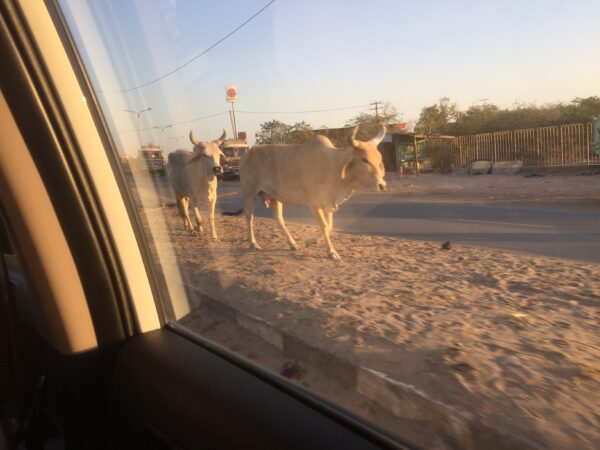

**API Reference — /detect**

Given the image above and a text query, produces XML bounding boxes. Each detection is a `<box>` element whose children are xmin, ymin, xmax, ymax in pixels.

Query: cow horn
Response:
<box><xmin>189</xmin><ymin>130</ymin><xmax>200</xmax><ymax>146</ymax></box>
<box><xmin>216</xmin><ymin>129</ymin><xmax>227</xmax><ymax>142</ymax></box>
<box><xmin>370</xmin><ymin>125</ymin><xmax>387</xmax><ymax>145</ymax></box>
<box><xmin>349</xmin><ymin>125</ymin><xmax>360</xmax><ymax>148</ymax></box>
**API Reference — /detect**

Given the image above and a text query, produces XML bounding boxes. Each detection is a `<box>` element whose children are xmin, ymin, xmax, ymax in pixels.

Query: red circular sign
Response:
<box><xmin>226</xmin><ymin>88</ymin><xmax>237</xmax><ymax>99</ymax></box>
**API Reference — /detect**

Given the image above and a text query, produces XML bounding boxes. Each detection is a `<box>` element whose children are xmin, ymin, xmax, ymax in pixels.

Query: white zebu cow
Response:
<box><xmin>239</xmin><ymin>126</ymin><xmax>387</xmax><ymax>259</ymax></box>
<box><xmin>167</xmin><ymin>130</ymin><xmax>226</xmax><ymax>241</ymax></box>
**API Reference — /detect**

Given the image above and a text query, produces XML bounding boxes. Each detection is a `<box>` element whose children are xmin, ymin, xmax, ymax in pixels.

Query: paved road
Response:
<box><xmin>141</xmin><ymin>176</ymin><xmax>600</xmax><ymax>263</ymax></box>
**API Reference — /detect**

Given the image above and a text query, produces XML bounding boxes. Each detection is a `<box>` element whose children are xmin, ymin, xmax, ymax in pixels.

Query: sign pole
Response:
<box><xmin>225</xmin><ymin>85</ymin><xmax>239</xmax><ymax>139</ymax></box>
<box><xmin>231</xmin><ymin>102</ymin><xmax>238</xmax><ymax>139</ymax></box>
<box><xmin>229</xmin><ymin>110</ymin><xmax>235</xmax><ymax>139</ymax></box>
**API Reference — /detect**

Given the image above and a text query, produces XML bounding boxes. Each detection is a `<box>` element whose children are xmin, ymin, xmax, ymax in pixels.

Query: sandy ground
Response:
<box><xmin>132</xmin><ymin>172</ymin><xmax>600</xmax><ymax>449</ymax></box>
<box><xmin>384</xmin><ymin>173</ymin><xmax>600</xmax><ymax>201</ymax></box>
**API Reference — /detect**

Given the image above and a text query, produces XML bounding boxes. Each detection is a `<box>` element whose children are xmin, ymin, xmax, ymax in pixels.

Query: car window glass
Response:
<box><xmin>58</xmin><ymin>1</ymin><xmax>600</xmax><ymax>448</ymax></box>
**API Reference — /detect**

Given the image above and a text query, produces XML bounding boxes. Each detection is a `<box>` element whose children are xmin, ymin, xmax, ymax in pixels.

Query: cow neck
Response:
<box><xmin>336</xmin><ymin>147</ymin><xmax>355</xmax><ymax>205</ymax></box>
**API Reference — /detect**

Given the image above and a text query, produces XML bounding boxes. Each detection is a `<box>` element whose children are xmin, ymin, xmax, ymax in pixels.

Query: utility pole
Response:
<box><xmin>229</xmin><ymin>109</ymin><xmax>238</xmax><ymax>141</ymax></box>
<box><xmin>479</xmin><ymin>98</ymin><xmax>489</xmax><ymax>107</ymax></box>
<box><xmin>153</xmin><ymin>124</ymin><xmax>173</xmax><ymax>152</ymax></box>
<box><xmin>124</xmin><ymin>107</ymin><xmax>152</xmax><ymax>149</ymax></box>
<box><xmin>169</xmin><ymin>135</ymin><xmax>185</xmax><ymax>150</ymax></box>
<box><xmin>226</xmin><ymin>86</ymin><xmax>239</xmax><ymax>140</ymax></box>
<box><xmin>370</xmin><ymin>101</ymin><xmax>382</xmax><ymax>123</ymax></box>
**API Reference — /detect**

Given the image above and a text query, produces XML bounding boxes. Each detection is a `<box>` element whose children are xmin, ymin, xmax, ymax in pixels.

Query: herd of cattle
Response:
<box><xmin>166</xmin><ymin>126</ymin><xmax>388</xmax><ymax>259</ymax></box>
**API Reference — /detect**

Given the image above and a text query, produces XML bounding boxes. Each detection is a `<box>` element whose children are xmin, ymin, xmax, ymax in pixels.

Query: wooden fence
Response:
<box><xmin>422</xmin><ymin>123</ymin><xmax>598</xmax><ymax>169</ymax></box>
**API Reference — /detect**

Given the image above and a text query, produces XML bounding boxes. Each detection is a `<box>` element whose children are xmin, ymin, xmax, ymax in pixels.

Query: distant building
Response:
<box><xmin>313</xmin><ymin>126</ymin><xmax>454</xmax><ymax>172</ymax></box>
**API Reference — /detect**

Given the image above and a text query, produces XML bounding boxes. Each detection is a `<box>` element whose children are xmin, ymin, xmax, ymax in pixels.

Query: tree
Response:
<box><xmin>452</xmin><ymin>96</ymin><xmax>600</xmax><ymax>135</ymax></box>
<box><xmin>414</xmin><ymin>97</ymin><xmax>461</xmax><ymax>134</ymax></box>
<box><xmin>255</xmin><ymin>120</ymin><xmax>288</xmax><ymax>144</ymax></box>
<box><xmin>448</xmin><ymin>103</ymin><xmax>500</xmax><ymax>135</ymax></box>
<box><xmin>285</xmin><ymin>121</ymin><xmax>314</xmax><ymax>144</ymax></box>
<box><xmin>566</xmin><ymin>96</ymin><xmax>600</xmax><ymax>123</ymax></box>
<box><xmin>255</xmin><ymin>120</ymin><xmax>314</xmax><ymax>144</ymax></box>
<box><xmin>345</xmin><ymin>103</ymin><xmax>400</xmax><ymax>141</ymax></box>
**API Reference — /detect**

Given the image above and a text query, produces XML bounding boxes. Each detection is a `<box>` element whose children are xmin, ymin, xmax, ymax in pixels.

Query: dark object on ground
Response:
<box><xmin>281</xmin><ymin>361</ymin><xmax>306</xmax><ymax>380</ymax></box>
<box><xmin>525</xmin><ymin>173</ymin><xmax>544</xmax><ymax>178</ymax></box>
<box><xmin>441</xmin><ymin>241</ymin><xmax>451</xmax><ymax>250</ymax></box>
<box><xmin>222</xmin><ymin>208</ymin><xmax>244</xmax><ymax>216</ymax></box>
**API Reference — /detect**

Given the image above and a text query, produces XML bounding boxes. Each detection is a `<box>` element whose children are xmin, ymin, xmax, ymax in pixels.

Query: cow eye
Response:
<box><xmin>361</xmin><ymin>157</ymin><xmax>369</xmax><ymax>164</ymax></box>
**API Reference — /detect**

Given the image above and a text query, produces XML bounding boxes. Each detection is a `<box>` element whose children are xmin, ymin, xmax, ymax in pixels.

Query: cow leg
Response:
<box><xmin>306</xmin><ymin>208</ymin><xmax>333</xmax><ymax>247</ymax></box>
<box><xmin>245</xmin><ymin>195</ymin><xmax>261</xmax><ymax>250</ymax></box>
<box><xmin>176</xmin><ymin>196</ymin><xmax>188</xmax><ymax>230</ymax></box>
<box><xmin>208</xmin><ymin>192</ymin><xmax>218</xmax><ymax>241</ymax></box>
<box><xmin>310</xmin><ymin>206</ymin><xmax>339</xmax><ymax>260</ymax></box>
<box><xmin>180</xmin><ymin>196</ymin><xmax>195</xmax><ymax>233</ymax></box>
<box><xmin>193</xmin><ymin>206</ymin><xmax>204</xmax><ymax>235</ymax></box>
<box><xmin>326</xmin><ymin>208</ymin><xmax>334</xmax><ymax>230</ymax></box>
<box><xmin>271</xmin><ymin>201</ymin><xmax>298</xmax><ymax>251</ymax></box>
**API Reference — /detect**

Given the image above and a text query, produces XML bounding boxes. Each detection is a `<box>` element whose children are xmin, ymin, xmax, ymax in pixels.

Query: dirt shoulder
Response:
<box><xmin>383</xmin><ymin>173</ymin><xmax>600</xmax><ymax>202</ymax></box>
<box><xmin>143</xmin><ymin>204</ymin><xmax>600</xmax><ymax>449</ymax></box>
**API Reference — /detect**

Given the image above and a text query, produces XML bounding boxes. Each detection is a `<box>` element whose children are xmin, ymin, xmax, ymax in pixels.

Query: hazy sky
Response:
<box><xmin>61</xmin><ymin>0</ymin><xmax>600</xmax><ymax>154</ymax></box>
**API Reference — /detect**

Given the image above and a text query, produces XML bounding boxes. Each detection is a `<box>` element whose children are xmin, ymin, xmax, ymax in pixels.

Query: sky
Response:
<box><xmin>60</xmin><ymin>0</ymin><xmax>600</xmax><ymax>155</ymax></box>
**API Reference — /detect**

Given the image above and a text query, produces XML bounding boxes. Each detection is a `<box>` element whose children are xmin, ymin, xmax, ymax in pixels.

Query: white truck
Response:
<box><xmin>137</xmin><ymin>144</ymin><xmax>166</xmax><ymax>176</ymax></box>
<box><xmin>219</xmin><ymin>139</ymin><xmax>249</xmax><ymax>180</ymax></box>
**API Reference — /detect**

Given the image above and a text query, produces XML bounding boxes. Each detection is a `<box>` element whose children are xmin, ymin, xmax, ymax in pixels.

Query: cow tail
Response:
<box><xmin>221</xmin><ymin>208</ymin><xmax>244</xmax><ymax>216</ymax></box>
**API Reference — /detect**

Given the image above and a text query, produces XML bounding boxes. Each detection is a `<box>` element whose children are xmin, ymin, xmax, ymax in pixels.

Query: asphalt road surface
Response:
<box><xmin>140</xmin><ymin>176</ymin><xmax>600</xmax><ymax>264</ymax></box>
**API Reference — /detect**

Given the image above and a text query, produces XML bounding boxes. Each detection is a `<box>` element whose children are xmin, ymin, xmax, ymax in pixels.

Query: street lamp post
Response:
<box><xmin>124</xmin><ymin>107</ymin><xmax>152</xmax><ymax>149</ymax></box>
<box><xmin>154</xmin><ymin>124</ymin><xmax>173</xmax><ymax>152</ymax></box>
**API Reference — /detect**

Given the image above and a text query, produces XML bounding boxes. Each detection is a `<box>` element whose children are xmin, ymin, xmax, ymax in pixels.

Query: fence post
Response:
<box><xmin>510</xmin><ymin>130</ymin><xmax>514</xmax><ymax>161</ymax></box>
<box><xmin>493</xmin><ymin>133</ymin><xmax>498</xmax><ymax>162</ymax></box>
<box><xmin>587</xmin><ymin>123</ymin><xmax>591</xmax><ymax>165</ymax></box>
<box><xmin>514</xmin><ymin>130</ymin><xmax>517</xmax><ymax>162</ymax></box>
<box><xmin>560</xmin><ymin>126</ymin><xmax>564</xmax><ymax>166</ymax></box>
<box><xmin>536</xmin><ymin>128</ymin><xmax>540</xmax><ymax>164</ymax></box>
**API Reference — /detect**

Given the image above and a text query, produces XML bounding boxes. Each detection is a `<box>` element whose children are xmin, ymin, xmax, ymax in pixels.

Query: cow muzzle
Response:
<box><xmin>213</xmin><ymin>166</ymin><xmax>223</xmax><ymax>175</ymax></box>
<box><xmin>378</xmin><ymin>182</ymin><xmax>387</xmax><ymax>192</ymax></box>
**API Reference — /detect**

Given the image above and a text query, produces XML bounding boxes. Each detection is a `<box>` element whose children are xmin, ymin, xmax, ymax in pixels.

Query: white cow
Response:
<box><xmin>166</xmin><ymin>130</ymin><xmax>226</xmax><ymax>241</ymax></box>
<box><xmin>239</xmin><ymin>126</ymin><xmax>387</xmax><ymax>259</ymax></box>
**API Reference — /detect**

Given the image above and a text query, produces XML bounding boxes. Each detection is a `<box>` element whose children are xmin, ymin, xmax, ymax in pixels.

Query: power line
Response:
<box><xmin>116</xmin><ymin>103</ymin><xmax>370</xmax><ymax>135</ymax></box>
<box><xmin>100</xmin><ymin>0</ymin><xmax>276</xmax><ymax>94</ymax></box>
<box><xmin>172</xmin><ymin>111</ymin><xmax>229</xmax><ymax>126</ymax></box>
<box><xmin>237</xmin><ymin>104</ymin><xmax>369</xmax><ymax>114</ymax></box>
<box><xmin>117</xmin><ymin>111</ymin><xmax>228</xmax><ymax>134</ymax></box>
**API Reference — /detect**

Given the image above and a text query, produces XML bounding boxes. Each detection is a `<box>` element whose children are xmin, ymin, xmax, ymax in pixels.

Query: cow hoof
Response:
<box><xmin>329</xmin><ymin>251</ymin><xmax>341</xmax><ymax>260</ymax></box>
<box><xmin>289</xmin><ymin>243</ymin><xmax>299</xmax><ymax>251</ymax></box>
<box><xmin>211</xmin><ymin>237</ymin><xmax>220</xmax><ymax>242</ymax></box>
<box><xmin>250</xmin><ymin>243</ymin><xmax>262</xmax><ymax>250</ymax></box>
